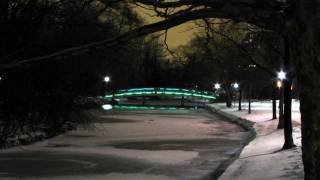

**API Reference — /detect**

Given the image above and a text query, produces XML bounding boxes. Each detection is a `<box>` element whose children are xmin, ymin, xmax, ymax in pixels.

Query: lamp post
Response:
<box><xmin>278</xmin><ymin>70</ymin><xmax>286</xmax><ymax>80</ymax></box>
<box><xmin>277</xmin><ymin>70</ymin><xmax>285</xmax><ymax>129</ymax></box>
<box><xmin>233</xmin><ymin>82</ymin><xmax>241</xmax><ymax>111</ymax></box>
<box><xmin>272</xmin><ymin>81</ymin><xmax>277</xmax><ymax>119</ymax></box>
<box><xmin>233</xmin><ymin>82</ymin><xmax>239</xmax><ymax>89</ymax></box>
<box><xmin>214</xmin><ymin>82</ymin><xmax>221</xmax><ymax>90</ymax></box>
<box><xmin>213</xmin><ymin>82</ymin><xmax>221</xmax><ymax>103</ymax></box>
<box><xmin>104</xmin><ymin>75</ymin><xmax>115</xmax><ymax>105</ymax></box>
<box><xmin>104</xmin><ymin>76</ymin><xmax>111</xmax><ymax>93</ymax></box>
<box><xmin>104</xmin><ymin>76</ymin><xmax>110</xmax><ymax>83</ymax></box>
<box><xmin>214</xmin><ymin>82</ymin><xmax>235</xmax><ymax>108</ymax></box>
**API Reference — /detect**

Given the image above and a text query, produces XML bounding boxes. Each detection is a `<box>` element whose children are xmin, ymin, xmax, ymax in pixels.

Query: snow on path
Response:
<box><xmin>210</xmin><ymin>101</ymin><xmax>304</xmax><ymax>180</ymax></box>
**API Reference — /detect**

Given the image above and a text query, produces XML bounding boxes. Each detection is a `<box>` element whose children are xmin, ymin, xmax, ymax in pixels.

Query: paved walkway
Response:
<box><xmin>209</xmin><ymin>101</ymin><xmax>304</xmax><ymax>180</ymax></box>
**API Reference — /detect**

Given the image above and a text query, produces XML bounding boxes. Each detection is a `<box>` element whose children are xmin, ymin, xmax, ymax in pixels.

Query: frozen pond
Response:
<box><xmin>0</xmin><ymin>109</ymin><xmax>251</xmax><ymax>180</ymax></box>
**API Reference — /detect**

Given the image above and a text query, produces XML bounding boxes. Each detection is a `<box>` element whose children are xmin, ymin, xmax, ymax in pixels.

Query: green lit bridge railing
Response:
<box><xmin>104</xmin><ymin>87</ymin><xmax>217</xmax><ymax>100</ymax></box>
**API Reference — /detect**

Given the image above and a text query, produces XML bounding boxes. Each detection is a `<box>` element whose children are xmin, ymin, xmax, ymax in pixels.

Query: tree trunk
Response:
<box><xmin>181</xmin><ymin>95</ymin><xmax>185</xmax><ymax>107</ymax></box>
<box><xmin>282</xmin><ymin>78</ymin><xmax>295</xmax><ymax>149</ymax></box>
<box><xmin>225</xmin><ymin>87</ymin><xmax>232</xmax><ymax>108</ymax></box>
<box><xmin>238</xmin><ymin>89</ymin><xmax>242</xmax><ymax>111</ymax></box>
<box><xmin>226</xmin><ymin>98</ymin><xmax>232</xmax><ymax>108</ymax></box>
<box><xmin>0</xmin><ymin>0</ymin><xmax>9</xmax><ymax>56</ymax></box>
<box><xmin>300</xmin><ymin>77</ymin><xmax>320</xmax><ymax>180</ymax></box>
<box><xmin>298</xmin><ymin>46</ymin><xmax>320</xmax><ymax>179</ymax></box>
<box><xmin>272</xmin><ymin>85</ymin><xmax>277</xmax><ymax>119</ymax></box>
<box><xmin>248</xmin><ymin>86</ymin><xmax>251</xmax><ymax>114</ymax></box>
<box><xmin>282</xmin><ymin>36</ymin><xmax>295</xmax><ymax>149</ymax></box>
<box><xmin>278</xmin><ymin>82</ymin><xmax>284</xmax><ymax>129</ymax></box>
<box><xmin>294</xmin><ymin>2</ymin><xmax>320</xmax><ymax>177</ymax></box>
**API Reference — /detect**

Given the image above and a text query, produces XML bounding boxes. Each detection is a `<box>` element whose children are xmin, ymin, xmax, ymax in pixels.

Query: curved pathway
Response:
<box><xmin>210</xmin><ymin>102</ymin><xmax>304</xmax><ymax>180</ymax></box>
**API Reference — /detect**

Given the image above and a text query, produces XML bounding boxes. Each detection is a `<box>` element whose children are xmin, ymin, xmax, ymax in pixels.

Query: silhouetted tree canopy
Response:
<box><xmin>1</xmin><ymin>1</ymin><xmax>320</xmax><ymax>179</ymax></box>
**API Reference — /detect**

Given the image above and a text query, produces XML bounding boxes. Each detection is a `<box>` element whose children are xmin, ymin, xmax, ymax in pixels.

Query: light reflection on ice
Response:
<box><xmin>102</xmin><ymin>104</ymin><xmax>113</xmax><ymax>110</ymax></box>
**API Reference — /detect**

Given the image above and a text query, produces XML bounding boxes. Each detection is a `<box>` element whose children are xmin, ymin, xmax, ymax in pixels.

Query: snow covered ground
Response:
<box><xmin>0</xmin><ymin>109</ymin><xmax>250</xmax><ymax>180</ymax></box>
<box><xmin>210</xmin><ymin>100</ymin><xmax>304</xmax><ymax>180</ymax></box>
<box><xmin>0</xmin><ymin>100</ymin><xmax>302</xmax><ymax>180</ymax></box>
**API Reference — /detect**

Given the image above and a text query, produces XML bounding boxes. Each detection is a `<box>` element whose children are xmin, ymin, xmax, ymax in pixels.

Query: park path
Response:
<box><xmin>211</xmin><ymin>101</ymin><xmax>304</xmax><ymax>180</ymax></box>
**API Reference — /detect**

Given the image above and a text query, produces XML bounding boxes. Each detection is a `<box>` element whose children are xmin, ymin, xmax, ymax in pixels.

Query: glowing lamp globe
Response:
<box><xmin>233</xmin><ymin>83</ymin><xmax>239</xmax><ymax>89</ymax></box>
<box><xmin>278</xmin><ymin>70</ymin><xmax>286</xmax><ymax>80</ymax></box>
<box><xmin>104</xmin><ymin>76</ymin><xmax>110</xmax><ymax>83</ymax></box>
<box><xmin>214</xmin><ymin>83</ymin><xmax>221</xmax><ymax>90</ymax></box>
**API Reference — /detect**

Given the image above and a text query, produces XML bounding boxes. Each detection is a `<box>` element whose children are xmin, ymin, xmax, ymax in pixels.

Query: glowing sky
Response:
<box><xmin>135</xmin><ymin>7</ymin><xmax>197</xmax><ymax>48</ymax></box>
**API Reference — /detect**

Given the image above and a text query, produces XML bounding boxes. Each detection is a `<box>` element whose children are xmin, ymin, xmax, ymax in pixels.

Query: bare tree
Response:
<box><xmin>1</xmin><ymin>0</ymin><xmax>320</xmax><ymax>179</ymax></box>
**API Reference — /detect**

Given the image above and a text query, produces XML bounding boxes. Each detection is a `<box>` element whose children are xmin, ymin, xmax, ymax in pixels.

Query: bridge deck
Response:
<box><xmin>104</xmin><ymin>87</ymin><xmax>217</xmax><ymax>100</ymax></box>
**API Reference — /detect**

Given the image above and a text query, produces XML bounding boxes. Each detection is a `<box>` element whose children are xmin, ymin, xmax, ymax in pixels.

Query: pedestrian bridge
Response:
<box><xmin>104</xmin><ymin>87</ymin><xmax>216</xmax><ymax>100</ymax></box>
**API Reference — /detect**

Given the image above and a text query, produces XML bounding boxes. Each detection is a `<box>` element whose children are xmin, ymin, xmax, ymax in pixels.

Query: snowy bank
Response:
<box><xmin>208</xmin><ymin>101</ymin><xmax>304</xmax><ymax>180</ymax></box>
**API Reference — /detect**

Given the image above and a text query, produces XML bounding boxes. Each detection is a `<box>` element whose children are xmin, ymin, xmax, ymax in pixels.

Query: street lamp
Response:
<box><xmin>233</xmin><ymin>82</ymin><xmax>239</xmax><ymax>89</ymax></box>
<box><xmin>277</xmin><ymin>70</ymin><xmax>286</xmax><ymax>80</ymax></box>
<box><xmin>104</xmin><ymin>75</ymin><xmax>115</xmax><ymax>105</ymax></box>
<box><xmin>276</xmin><ymin>71</ymin><xmax>285</xmax><ymax>128</ymax></box>
<box><xmin>277</xmin><ymin>80</ymin><xmax>282</xmax><ymax>89</ymax></box>
<box><xmin>104</xmin><ymin>75</ymin><xmax>111</xmax><ymax>92</ymax></box>
<box><xmin>104</xmin><ymin>76</ymin><xmax>110</xmax><ymax>83</ymax></box>
<box><xmin>214</xmin><ymin>82</ymin><xmax>221</xmax><ymax>90</ymax></box>
<box><xmin>232</xmin><ymin>82</ymin><xmax>241</xmax><ymax>110</ymax></box>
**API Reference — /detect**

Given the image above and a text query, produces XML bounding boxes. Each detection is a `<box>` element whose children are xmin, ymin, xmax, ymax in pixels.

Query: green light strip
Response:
<box><xmin>105</xmin><ymin>87</ymin><xmax>216</xmax><ymax>100</ymax></box>
<box><xmin>113</xmin><ymin>105</ymin><xmax>188</xmax><ymax>110</ymax></box>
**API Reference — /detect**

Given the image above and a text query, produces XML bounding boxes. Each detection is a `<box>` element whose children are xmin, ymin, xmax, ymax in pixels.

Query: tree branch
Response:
<box><xmin>0</xmin><ymin>1</ymin><xmax>284</xmax><ymax>69</ymax></box>
<box><xmin>209</xmin><ymin>27</ymin><xmax>277</xmax><ymax>77</ymax></box>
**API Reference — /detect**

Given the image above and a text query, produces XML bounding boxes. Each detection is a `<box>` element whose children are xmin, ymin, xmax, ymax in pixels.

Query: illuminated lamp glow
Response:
<box><xmin>233</xmin><ymin>83</ymin><xmax>239</xmax><ymax>89</ymax></box>
<box><xmin>278</xmin><ymin>70</ymin><xmax>286</xmax><ymax>80</ymax></box>
<box><xmin>214</xmin><ymin>83</ymin><xmax>221</xmax><ymax>90</ymax></box>
<box><xmin>104</xmin><ymin>76</ymin><xmax>110</xmax><ymax>83</ymax></box>
<box><xmin>277</xmin><ymin>80</ymin><xmax>282</xmax><ymax>88</ymax></box>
